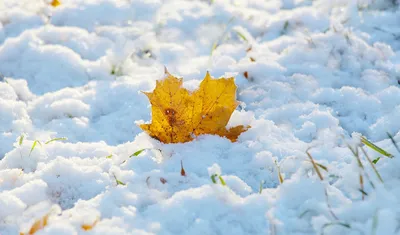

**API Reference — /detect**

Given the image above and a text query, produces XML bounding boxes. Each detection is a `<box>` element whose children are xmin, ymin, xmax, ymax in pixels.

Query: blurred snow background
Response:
<box><xmin>1</xmin><ymin>0</ymin><xmax>400</xmax><ymax>234</ymax></box>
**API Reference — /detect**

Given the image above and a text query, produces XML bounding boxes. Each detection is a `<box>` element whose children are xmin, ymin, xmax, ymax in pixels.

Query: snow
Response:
<box><xmin>1</xmin><ymin>0</ymin><xmax>400</xmax><ymax>234</ymax></box>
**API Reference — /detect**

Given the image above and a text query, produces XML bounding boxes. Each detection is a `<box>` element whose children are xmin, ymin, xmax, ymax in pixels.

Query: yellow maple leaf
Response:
<box><xmin>140</xmin><ymin>69</ymin><xmax>249</xmax><ymax>143</ymax></box>
<box><xmin>50</xmin><ymin>0</ymin><xmax>61</xmax><ymax>7</ymax></box>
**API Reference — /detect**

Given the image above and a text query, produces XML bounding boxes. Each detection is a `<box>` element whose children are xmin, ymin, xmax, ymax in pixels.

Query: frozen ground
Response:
<box><xmin>1</xmin><ymin>0</ymin><xmax>400</xmax><ymax>234</ymax></box>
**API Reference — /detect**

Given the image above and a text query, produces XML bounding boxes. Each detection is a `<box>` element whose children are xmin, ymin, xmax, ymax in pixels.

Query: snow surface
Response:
<box><xmin>1</xmin><ymin>0</ymin><xmax>400</xmax><ymax>234</ymax></box>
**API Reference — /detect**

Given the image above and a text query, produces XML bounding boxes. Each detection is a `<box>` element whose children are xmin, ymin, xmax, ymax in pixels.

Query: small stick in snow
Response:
<box><xmin>306</xmin><ymin>150</ymin><xmax>324</xmax><ymax>181</ymax></box>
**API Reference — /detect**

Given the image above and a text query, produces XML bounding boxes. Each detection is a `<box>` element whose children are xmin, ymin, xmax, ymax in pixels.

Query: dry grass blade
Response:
<box><xmin>325</xmin><ymin>188</ymin><xmax>338</xmax><ymax>220</ymax></box>
<box><xmin>259</xmin><ymin>181</ymin><xmax>264</xmax><ymax>194</ymax></box>
<box><xmin>306</xmin><ymin>151</ymin><xmax>323</xmax><ymax>181</ymax></box>
<box><xmin>360</xmin><ymin>174</ymin><xmax>365</xmax><ymax>200</ymax></box>
<box><xmin>347</xmin><ymin>144</ymin><xmax>375</xmax><ymax>197</ymax></box>
<box><xmin>274</xmin><ymin>160</ymin><xmax>284</xmax><ymax>184</ymax></box>
<box><xmin>360</xmin><ymin>147</ymin><xmax>384</xmax><ymax>183</ymax></box>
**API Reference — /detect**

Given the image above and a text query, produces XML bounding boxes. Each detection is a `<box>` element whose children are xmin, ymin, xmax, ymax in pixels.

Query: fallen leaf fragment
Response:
<box><xmin>140</xmin><ymin>69</ymin><xmax>249</xmax><ymax>143</ymax></box>
<box><xmin>50</xmin><ymin>0</ymin><xmax>61</xmax><ymax>7</ymax></box>
<box><xmin>180</xmin><ymin>160</ymin><xmax>186</xmax><ymax>176</ymax></box>
<box><xmin>160</xmin><ymin>177</ymin><xmax>167</xmax><ymax>184</ymax></box>
<box><xmin>243</xmin><ymin>71</ymin><xmax>249</xmax><ymax>79</ymax></box>
<box><xmin>243</xmin><ymin>71</ymin><xmax>254</xmax><ymax>82</ymax></box>
<box><xmin>20</xmin><ymin>214</ymin><xmax>49</xmax><ymax>235</ymax></box>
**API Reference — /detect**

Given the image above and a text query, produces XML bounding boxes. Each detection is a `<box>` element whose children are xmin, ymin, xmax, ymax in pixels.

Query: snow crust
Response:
<box><xmin>1</xmin><ymin>0</ymin><xmax>400</xmax><ymax>234</ymax></box>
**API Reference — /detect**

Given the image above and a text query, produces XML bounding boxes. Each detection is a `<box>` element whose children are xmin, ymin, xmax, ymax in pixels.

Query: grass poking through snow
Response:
<box><xmin>306</xmin><ymin>150</ymin><xmax>324</xmax><ymax>181</ymax></box>
<box><xmin>361</xmin><ymin>136</ymin><xmax>393</xmax><ymax>158</ymax></box>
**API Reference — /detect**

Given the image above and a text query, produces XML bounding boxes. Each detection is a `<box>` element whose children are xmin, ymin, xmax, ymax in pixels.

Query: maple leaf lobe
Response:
<box><xmin>140</xmin><ymin>70</ymin><xmax>249</xmax><ymax>143</ymax></box>
<box><xmin>51</xmin><ymin>0</ymin><xmax>61</xmax><ymax>7</ymax></box>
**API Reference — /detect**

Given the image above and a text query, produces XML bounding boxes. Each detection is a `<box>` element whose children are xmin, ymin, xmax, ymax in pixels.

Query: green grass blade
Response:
<box><xmin>210</xmin><ymin>42</ymin><xmax>218</xmax><ymax>55</ymax></box>
<box><xmin>210</xmin><ymin>16</ymin><xmax>235</xmax><ymax>56</ymax></box>
<box><xmin>235</xmin><ymin>30</ymin><xmax>248</xmax><ymax>42</ymax></box>
<box><xmin>316</xmin><ymin>163</ymin><xmax>328</xmax><ymax>172</ymax></box>
<box><xmin>129</xmin><ymin>149</ymin><xmax>146</xmax><ymax>158</ymax></box>
<box><xmin>113</xmin><ymin>174</ymin><xmax>126</xmax><ymax>186</ymax></box>
<box><xmin>372</xmin><ymin>157</ymin><xmax>380</xmax><ymax>164</ymax></box>
<box><xmin>219</xmin><ymin>176</ymin><xmax>226</xmax><ymax>186</ymax></box>
<box><xmin>116</xmin><ymin>179</ymin><xmax>126</xmax><ymax>186</ymax></box>
<box><xmin>280</xmin><ymin>21</ymin><xmax>289</xmax><ymax>35</ymax></box>
<box><xmin>29</xmin><ymin>140</ymin><xmax>42</xmax><ymax>157</ymax></box>
<box><xmin>19</xmin><ymin>134</ymin><xmax>25</xmax><ymax>146</ymax></box>
<box><xmin>211</xmin><ymin>174</ymin><xmax>218</xmax><ymax>184</ymax></box>
<box><xmin>359</xmin><ymin>188</ymin><xmax>368</xmax><ymax>196</ymax></box>
<box><xmin>372</xmin><ymin>211</ymin><xmax>378</xmax><ymax>235</ymax></box>
<box><xmin>45</xmin><ymin>137</ymin><xmax>67</xmax><ymax>144</ymax></box>
<box><xmin>387</xmin><ymin>132</ymin><xmax>400</xmax><ymax>153</ymax></box>
<box><xmin>361</xmin><ymin>136</ymin><xmax>393</xmax><ymax>158</ymax></box>
<box><xmin>321</xmin><ymin>222</ymin><xmax>351</xmax><ymax>235</ymax></box>
<box><xmin>283</xmin><ymin>21</ymin><xmax>289</xmax><ymax>31</ymax></box>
